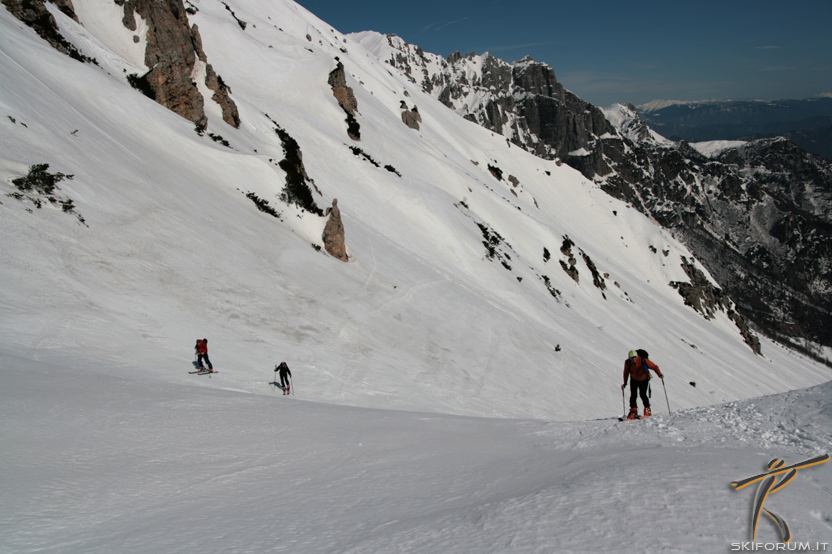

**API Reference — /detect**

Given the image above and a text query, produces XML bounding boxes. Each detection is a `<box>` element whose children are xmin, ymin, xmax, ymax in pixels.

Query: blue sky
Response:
<box><xmin>297</xmin><ymin>0</ymin><xmax>832</xmax><ymax>107</ymax></box>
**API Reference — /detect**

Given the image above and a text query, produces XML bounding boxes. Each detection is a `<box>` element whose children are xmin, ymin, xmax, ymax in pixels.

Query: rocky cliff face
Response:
<box><xmin>118</xmin><ymin>0</ymin><xmax>239</xmax><ymax>129</ymax></box>
<box><xmin>367</xmin><ymin>33</ymin><xmax>832</xmax><ymax>351</ymax></box>
<box><xmin>3</xmin><ymin>0</ymin><xmax>240</xmax><ymax>130</ymax></box>
<box><xmin>118</xmin><ymin>0</ymin><xmax>208</xmax><ymax>128</ymax></box>
<box><xmin>376</xmin><ymin>37</ymin><xmax>616</xmax><ymax>171</ymax></box>
<box><xmin>1</xmin><ymin>0</ymin><xmax>91</xmax><ymax>62</ymax></box>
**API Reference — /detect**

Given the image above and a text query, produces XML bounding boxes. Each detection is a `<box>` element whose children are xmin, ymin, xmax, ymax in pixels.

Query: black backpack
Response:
<box><xmin>636</xmin><ymin>349</ymin><xmax>653</xmax><ymax>394</ymax></box>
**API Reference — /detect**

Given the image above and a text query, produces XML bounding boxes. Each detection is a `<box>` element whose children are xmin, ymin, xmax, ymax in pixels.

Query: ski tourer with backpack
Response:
<box><xmin>620</xmin><ymin>349</ymin><xmax>664</xmax><ymax>420</ymax></box>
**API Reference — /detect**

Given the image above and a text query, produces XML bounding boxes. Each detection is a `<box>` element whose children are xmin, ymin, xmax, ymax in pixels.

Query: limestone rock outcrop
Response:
<box><xmin>400</xmin><ymin>103</ymin><xmax>421</xmax><ymax>130</ymax></box>
<box><xmin>118</xmin><ymin>0</ymin><xmax>240</xmax><ymax>129</ymax></box>
<box><xmin>328</xmin><ymin>62</ymin><xmax>360</xmax><ymax>140</ymax></box>
<box><xmin>323</xmin><ymin>199</ymin><xmax>348</xmax><ymax>262</ymax></box>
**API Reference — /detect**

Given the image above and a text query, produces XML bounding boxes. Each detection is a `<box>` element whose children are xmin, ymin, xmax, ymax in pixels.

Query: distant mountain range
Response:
<box><xmin>636</xmin><ymin>97</ymin><xmax>832</xmax><ymax>160</ymax></box>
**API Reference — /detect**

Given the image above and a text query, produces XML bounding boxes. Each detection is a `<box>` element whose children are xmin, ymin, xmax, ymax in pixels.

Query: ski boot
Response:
<box><xmin>626</xmin><ymin>407</ymin><xmax>639</xmax><ymax>420</ymax></box>
<box><xmin>643</xmin><ymin>407</ymin><xmax>652</xmax><ymax>418</ymax></box>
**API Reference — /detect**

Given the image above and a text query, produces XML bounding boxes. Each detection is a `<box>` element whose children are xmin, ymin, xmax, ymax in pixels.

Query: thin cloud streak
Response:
<box><xmin>483</xmin><ymin>41</ymin><xmax>559</xmax><ymax>53</ymax></box>
<box><xmin>419</xmin><ymin>17</ymin><xmax>472</xmax><ymax>35</ymax></box>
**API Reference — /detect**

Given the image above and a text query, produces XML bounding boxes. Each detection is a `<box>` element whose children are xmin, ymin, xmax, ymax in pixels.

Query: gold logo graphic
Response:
<box><xmin>731</xmin><ymin>453</ymin><xmax>829</xmax><ymax>542</ymax></box>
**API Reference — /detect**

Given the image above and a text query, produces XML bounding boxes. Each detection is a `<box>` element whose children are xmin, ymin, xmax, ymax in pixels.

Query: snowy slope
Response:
<box><xmin>1</xmin><ymin>0</ymin><xmax>830</xmax><ymax>422</ymax></box>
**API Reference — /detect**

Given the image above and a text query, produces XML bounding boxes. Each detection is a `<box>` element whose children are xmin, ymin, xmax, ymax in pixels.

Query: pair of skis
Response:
<box><xmin>189</xmin><ymin>369</ymin><xmax>218</xmax><ymax>375</ymax></box>
<box><xmin>618</xmin><ymin>414</ymin><xmax>648</xmax><ymax>421</ymax></box>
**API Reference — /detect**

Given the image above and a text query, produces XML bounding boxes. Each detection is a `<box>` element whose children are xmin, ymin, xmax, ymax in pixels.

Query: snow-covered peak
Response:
<box><xmin>690</xmin><ymin>140</ymin><xmax>748</xmax><ymax>158</ymax></box>
<box><xmin>637</xmin><ymin>99</ymin><xmax>714</xmax><ymax>112</ymax></box>
<box><xmin>602</xmin><ymin>103</ymin><xmax>674</xmax><ymax>147</ymax></box>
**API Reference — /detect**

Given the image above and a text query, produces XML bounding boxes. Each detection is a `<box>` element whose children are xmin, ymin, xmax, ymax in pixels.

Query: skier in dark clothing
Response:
<box><xmin>622</xmin><ymin>349</ymin><xmax>663</xmax><ymax>419</ymax></box>
<box><xmin>195</xmin><ymin>338</ymin><xmax>213</xmax><ymax>371</ymax></box>
<box><xmin>275</xmin><ymin>361</ymin><xmax>292</xmax><ymax>395</ymax></box>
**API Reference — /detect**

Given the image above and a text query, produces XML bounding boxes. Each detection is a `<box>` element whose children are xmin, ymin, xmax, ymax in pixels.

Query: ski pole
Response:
<box><xmin>290</xmin><ymin>375</ymin><xmax>294</xmax><ymax>396</ymax></box>
<box><xmin>621</xmin><ymin>385</ymin><xmax>625</xmax><ymax>416</ymax></box>
<box><xmin>661</xmin><ymin>378</ymin><xmax>671</xmax><ymax>414</ymax></box>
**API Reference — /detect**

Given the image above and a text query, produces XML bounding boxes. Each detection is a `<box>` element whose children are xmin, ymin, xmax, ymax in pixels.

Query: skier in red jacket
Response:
<box><xmin>622</xmin><ymin>349</ymin><xmax>663</xmax><ymax>419</ymax></box>
<box><xmin>195</xmin><ymin>338</ymin><xmax>213</xmax><ymax>372</ymax></box>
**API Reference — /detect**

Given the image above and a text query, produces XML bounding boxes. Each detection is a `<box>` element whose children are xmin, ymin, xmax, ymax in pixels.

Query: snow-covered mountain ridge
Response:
<box><xmin>354</xmin><ymin>31</ymin><xmax>613</xmax><ymax>164</ymax></box>
<box><xmin>1</xmin><ymin>0</ymin><xmax>830</xmax><ymax>423</ymax></box>
<box><xmin>600</xmin><ymin>104</ymin><xmax>832</xmax><ymax>350</ymax></box>
<box><xmin>355</xmin><ymin>31</ymin><xmax>832</xmax><ymax>352</ymax></box>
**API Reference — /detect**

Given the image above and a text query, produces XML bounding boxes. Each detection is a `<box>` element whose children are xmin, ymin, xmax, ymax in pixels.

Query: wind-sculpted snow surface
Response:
<box><xmin>2</xmin><ymin>354</ymin><xmax>831</xmax><ymax>553</ymax></box>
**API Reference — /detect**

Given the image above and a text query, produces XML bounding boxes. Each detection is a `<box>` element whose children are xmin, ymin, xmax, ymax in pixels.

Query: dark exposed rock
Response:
<box><xmin>327</xmin><ymin>62</ymin><xmax>357</xmax><ymax>114</ymax></box>
<box><xmin>220</xmin><ymin>1</ymin><xmax>246</xmax><ymax>30</ymax></box>
<box><xmin>328</xmin><ymin>61</ymin><xmax>360</xmax><ymax>140</ymax></box>
<box><xmin>51</xmin><ymin>0</ymin><xmax>77</xmax><ymax>20</ymax></box>
<box><xmin>487</xmin><ymin>164</ymin><xmax>503</xmax><ymax>181</ymax></box>
<box><xmin>205</xmin><ymin>62</ymin><xmax>240</xmax><ymax>128</ymax></box>
<box><xmin>244</xmin><ymin>191</ymin><xmax>281</xmax><ymax>219</ymax></box>
<box><xmin>581</xmin><ymin>251</ymin><xmax>606</xmax><ymax>293</ymax></box>
<box><xmin>271</xmin><ymin>123</ymin><xmax>323</xmax><ymax>216</ymax></box>
<box><xmin>670</xmin><ymin>257</ymin><xmax>731</xmax><ymax>320</ymax></box>
<box><xmin>559</xmin><ymin>236</ymin><xmax>579</xmax><ymax>283</ymax></box>
<box><xmin>475</xmin><ymin>221</ymin><xmax>512</xmax><ymax>271</ymax></box>
<box><xmin>670</xmin><ymin>257</ymin><xmax>761</xmax><ymax>354</ymax></box>
<box><xmin>2</xmin><ymin>0</ymin><xmax>93</xmax><ymax>62</ymax></box>
<box><xmin>9</xmin><ymin>163</ymin><xmax>85</xmax><ymax>224</ymax></box>
<box><xmin>593</xmin><ymin>131</ymin><xmax>832</xmax><ymax>349</ymax></box>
